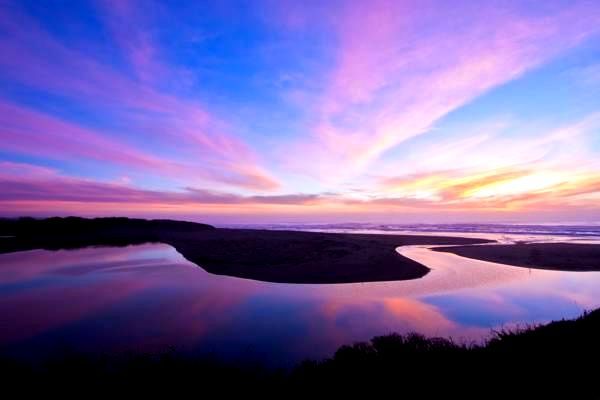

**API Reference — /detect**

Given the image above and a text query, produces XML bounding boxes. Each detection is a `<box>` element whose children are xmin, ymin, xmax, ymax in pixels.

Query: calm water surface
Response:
<box><xmin>1</xmin><ymin>235</ymin><xmax>600</xmax><ymax>366</ymax></box>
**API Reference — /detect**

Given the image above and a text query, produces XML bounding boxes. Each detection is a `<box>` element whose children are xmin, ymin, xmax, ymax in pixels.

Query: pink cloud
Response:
<box><xmin>0</xmin><ymin>101</ymin><xmax>185</xmax><ymax>174</ymax></box>
<box><xmin>1</xmin><ymin>160</ymin><xmax>599</xmax><ymax>220</ymax></box>
<box><xmin>287</xmin><ymin>1</ymin><xmax>600</xmax><ymax>182</ymax></box>
<box><xmin>0</xmin><ymin>3</ymin><xmax>279</xmax><ymax>191</ymax></box>
<box><xmin>0</xmin><ymin>161</ymin><xmax>57</xmax><ymax>180</ymax></box>
<box><xmin>96</xmin><ymin>0</ymin><xmax>169</xmax><ymax>84</ymax></box>
<box><xmin>0</xmin><ymin>162</ymin><xmax>317</xmax><ymax>206</ymax></box>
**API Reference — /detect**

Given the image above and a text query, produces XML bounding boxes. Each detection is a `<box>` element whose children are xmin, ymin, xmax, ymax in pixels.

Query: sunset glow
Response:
<box><xmin>1</xmin><ymin>0</ymin><xmax>600</xmax><ymax>223</ymax></box>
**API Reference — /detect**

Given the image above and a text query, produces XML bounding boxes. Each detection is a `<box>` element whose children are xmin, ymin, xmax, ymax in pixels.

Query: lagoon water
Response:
<box><xmin>1</xmin><ymin>231</ymin><xmax>600</xmax><ymax>366</ymax></box>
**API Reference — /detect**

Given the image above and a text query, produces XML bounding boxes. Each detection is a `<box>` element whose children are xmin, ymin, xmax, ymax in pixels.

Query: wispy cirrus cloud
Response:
<box><xmin>96</xmin><ymin>0</ymin><xmax>168</xmax><ymax>85</ymax></box>
<box><xmin>2</xmin><ymin>160</ymin><xmax>599</xmax><ymax>221</ymax></box>
<box><xmin>0</xmin><ymin>162</ymin><xmax>316</xmax><ymax>206</ymax></box>
<box><xmin>0</xmin><ymin>2</ymin><xmax>278</xmax><ymax>191</ymax></box>
<box><xmin>376</xmin><ymin>112</ymin><xmax>600</xmax><ymax>193</ymax></box>
<box><xmin>285</xmin><ymin>0</ymin><xmax>600</xmax><ymax>183</ymax></box>
<box><xmin>0</xmin><ymin>100</ymin><xmax>279</xmax><ymax>190</ymax></box>
<box><xmin>0</xmin><ymin>101</ymin><xmax>180</xmax><ymax>174</ymax></box>
<box><xmin>1</xmin><ymin>1</ymin><xmax>599</xmax><ymax>222</ymax></box>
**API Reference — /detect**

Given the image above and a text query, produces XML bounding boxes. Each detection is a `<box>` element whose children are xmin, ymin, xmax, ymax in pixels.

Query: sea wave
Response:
<box><xmin>220</xmin><ymin>222</ymin><xmax>600</xmax><ymax>238</ymax></box>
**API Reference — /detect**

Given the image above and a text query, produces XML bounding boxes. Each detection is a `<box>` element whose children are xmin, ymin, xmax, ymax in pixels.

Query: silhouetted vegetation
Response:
<box><xmin>0</xmin><ymin>216</ymin><xmax>215</xmax><ymax>233</ymax></box>
<box><xmin>0</xmin><ymin>216</ymin><xmax>214</xmax><ymax>248</ymax></box>
<box><xmin>2</xmin><ymin>309</ymin><xmax>599</xmax><ymax>394</ymax></box>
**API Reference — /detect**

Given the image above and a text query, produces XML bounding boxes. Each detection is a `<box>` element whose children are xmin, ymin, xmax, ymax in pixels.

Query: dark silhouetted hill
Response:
<box><xmin>1</xmin><ymin>309</ymin><xmax>598</xmax><ymax>395</ymax></box>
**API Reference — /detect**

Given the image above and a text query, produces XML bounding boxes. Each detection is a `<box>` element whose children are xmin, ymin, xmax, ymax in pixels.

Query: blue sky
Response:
<box><xmin>1</xmin><ymin>0</ymin><xmax>600</xmax><ymax>223</ymax></box>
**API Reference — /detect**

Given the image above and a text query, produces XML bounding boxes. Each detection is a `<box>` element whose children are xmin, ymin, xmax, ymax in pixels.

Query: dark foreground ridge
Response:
<box><xmin>434</xmin><ymin>242</ymin><xmax>600</xmax><ymax>271</ymax></box>
<box><xmin>2</xmin><ymin>308</ymin><xmax>599</xmax><ymax>393</ymax></box>
<box><xmin>0</xmin><ymin>216</ymin><xmax>491</xmax><ymax>283</ymax></box>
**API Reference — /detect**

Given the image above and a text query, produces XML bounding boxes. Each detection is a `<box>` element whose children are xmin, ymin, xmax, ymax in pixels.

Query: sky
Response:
<box><xmin>1</xmin><ymin>0</ymin><xmax>600</xmax><ymax>224</ymax></box>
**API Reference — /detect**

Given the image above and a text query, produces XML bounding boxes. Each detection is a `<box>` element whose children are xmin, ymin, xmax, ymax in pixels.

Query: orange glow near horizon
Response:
<box><xmin>1</xmin><ymin>1</ymin><xmax>600</xmax><ymax>223</ymax></box>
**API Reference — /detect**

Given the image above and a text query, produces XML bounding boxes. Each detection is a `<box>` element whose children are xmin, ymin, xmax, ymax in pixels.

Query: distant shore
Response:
<box><xmin>434</xmin><ymin>242</ymin><xmax>600</xmax><ymax>271</ymax></box>
<box><xmin>2</xmin><ymin>217</ymin><xmax>600</xmax><ymax>393</ymax></box>
<box><xmin>0</xmin><ymin>216</ymin><xmax>490</xmax><ymax>284</ymax></box>
<box><xmin>2</xmin><ymin>217</ymin><xmax>600</xmax><ymax>282</ymax></box>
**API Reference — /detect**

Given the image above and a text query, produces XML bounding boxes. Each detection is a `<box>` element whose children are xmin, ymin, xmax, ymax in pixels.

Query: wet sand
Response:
<box><xmin>0</xmin><ymin>217</ymin><xmax>490</xmax><ymax>284</ymax></box>
<box><xmin>434</xmin><ymin>242</ymin><xmax>600</xmax><ymax>271</ymax></box>
<box><xmin>4</xmin><ymin>217</ymin><xmax>599</xmax><ymax>282</ymax></box>
<box><xmin>159</xmin><ymin>228</ymin><xmax>493</xmax><ymax>283</ymax></box>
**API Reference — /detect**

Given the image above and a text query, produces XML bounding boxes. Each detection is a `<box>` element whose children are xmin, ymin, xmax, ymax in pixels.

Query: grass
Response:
<box><xmin>2</xmin><ymin>309</ymin><xmax>600</xmax><ymax>394</ymax></box>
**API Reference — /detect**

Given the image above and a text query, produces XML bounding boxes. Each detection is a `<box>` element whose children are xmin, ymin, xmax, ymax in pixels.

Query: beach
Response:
<box><xmin>434</xmin><ymin>242</ymin><xmax>600</xmax><ymax>271</ymax></box>
<box><xmin>2</xmin><ymin>217</ymin><xmax>600</xmax><ymax>392</ymax></box>
<box><xmin>0</xmin><ymin>217</ymin><xmax>491</xmax><ymax>284</ymax></box>
<box><xmin>3</xmin><ymin>217</ymin><xmax>600</xmax><ymax>283</ymax></box>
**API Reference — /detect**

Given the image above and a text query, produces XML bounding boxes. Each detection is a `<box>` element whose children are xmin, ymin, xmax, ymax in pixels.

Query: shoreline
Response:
<box><xmin>434</xmin><ymin>242</ymin><xmax>600</xmax><ymax>272</ymax></box>
<box><xmin>0</xmin><ymin>217</ymin><xmax>491</xmax><ymax>284</ymax></box>
<box><xmin>2</xmin><ymin>217</ymin><xmax>600</xmax><ymax>391</ymax></box>
<box><xmin>2</xmin><ymin>217</ymin><xmax>599</xmax><ymax>281</ymax></box>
